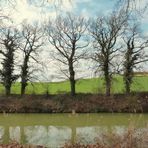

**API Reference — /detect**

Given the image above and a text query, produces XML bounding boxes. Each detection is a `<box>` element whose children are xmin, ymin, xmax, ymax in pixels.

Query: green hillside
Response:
<box><xmin>0</xmin><ymin>76</ymin><xmax>148</xmax><ymax>94</ymax></box>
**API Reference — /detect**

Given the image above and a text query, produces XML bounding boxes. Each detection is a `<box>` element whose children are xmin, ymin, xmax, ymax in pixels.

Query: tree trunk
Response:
<box><xmin>21</xmin><ymin>77</ymin><xmax>27</xmax><ymax>96</ymax></box>
<box><xmin>21</xmin><ymin>58</ymin><xmax>28</xmax><ymax>96</ymax></box>
<box><xmin>21</xmin><ymin>83</ymin><xmax>25</xmax><ymax>96</ymax></box>
<box><xmin>104</xmin><ymin>60</ymin><xmax>111</xmax><ymax>96</ymax></box>
<box><xmin>105</xmin><ymin>76</ymin><xmax>111</xmax><ymax>96</ymax></box>
<box><xmin>69</xmin><ymin>63</ymin><xmax>75</xmax><ymax>96</ymax></box>
<box><xmin>70</xmin><ymin>77</ymin><xmax>75</xmax><ymax>96</ymax></box>
<box><xmin>124</xmin><ymin>76</ymin><xmax>131</xmax><ymax>94</ymax></box>
<box><xmin>125</xmin><ymin>82</ymin><xmax>130</xmax><ymax>94</ymax></box>
<box><xmin>5</xmin><ymin>86</ymin><xmax>11</xmax><ymax>96</ymax></box>
<box><xmin>124</xmin><ymin>48</ymin><xmax>133</xmax><ymax>95</ymax></box>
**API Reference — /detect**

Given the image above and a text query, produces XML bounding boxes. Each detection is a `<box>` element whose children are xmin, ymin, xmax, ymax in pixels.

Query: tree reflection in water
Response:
<box><xmin>0</xmin><ymin>125</ymin><xmax>147</xmax><ymax>147</ymax></box>
<box><xmin>24</xmin><ymin>126</ymin><xmax>72</xmax><ymax>147</ymax></box>
<box><xmin>9</xmin><ymin>126</ymin><xmax>21</xmax><ymax>142</ymax></box>
<box><xmin>0</xmin><ymin>127</ymin><xmax>4</xmax><ymax>143</ymax></box>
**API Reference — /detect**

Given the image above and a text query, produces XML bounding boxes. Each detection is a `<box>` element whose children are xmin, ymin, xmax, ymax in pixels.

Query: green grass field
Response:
<box><xmin>0</xmin><ymin>76</ymin><xmax>148</xmax><ymax>94</ymax></box>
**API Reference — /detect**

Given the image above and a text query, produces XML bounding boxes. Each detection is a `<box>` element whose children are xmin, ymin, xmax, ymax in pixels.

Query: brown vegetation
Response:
<box><xmin>0</xmin><ymin>92</ymin><xmax>148</xmax><ymax>113</ymax></box>
<box><xmin>0</xmin><ymin>142</ymin><xmax>46</xmax><ymax>148</ymax></box>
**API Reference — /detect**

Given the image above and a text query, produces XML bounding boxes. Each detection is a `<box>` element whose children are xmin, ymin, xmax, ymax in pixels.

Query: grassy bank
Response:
<box><xmin>0</xmin><ymin>76</ymin><xmax>148</xmax><ymax>94</ymax></box>
<box><xmin>0</xmin><ymin>76</ymin><xmax>148</xmax><ymax>95</ymax></box>
<box><xmin>0</xmin><ymin>92</ymin><xmax>148</xmax><ymax>113</ymax></box>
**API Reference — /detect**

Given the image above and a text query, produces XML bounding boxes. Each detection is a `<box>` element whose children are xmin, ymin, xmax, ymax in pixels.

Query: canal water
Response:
<box><xmin>0</xmin><ymin>113</ymin><xmax>148</xmax><ymax>147</ymax></box>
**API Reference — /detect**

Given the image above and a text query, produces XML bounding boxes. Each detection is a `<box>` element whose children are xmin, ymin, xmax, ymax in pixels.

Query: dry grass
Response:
<box><xmin>0</xmin><ymin>93</ymin><xmax>148</xmax><ymax>113</ymax></box>
<box><xmin>0</xmin><ymin>142</ymin><xmax>46</xmax><ymax>148</ymax></box>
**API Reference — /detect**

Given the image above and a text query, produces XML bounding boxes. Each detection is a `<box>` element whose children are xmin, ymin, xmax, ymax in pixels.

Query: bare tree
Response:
<box><xmin>117</xmin><ymin>0</ymin><xmax>148</xmax><ymax>12</ymax></box>
<box><xmin>0</xmin><ymin>28</ymin><xmax>19</xmax><ymax>95</ymax></box>
<box><xmin>19</xmin><ymin>23</ymin><xmax>44</xmax><ymax>96</ymax></box>
<box><xmin>46</xmin><ymin>14</ymin><xmax>88</xmax><ymax>96</ymax></box>
<box><xmin>89</xmin><ymin>11</ymin><xmax>128</xmax><ymax>96</ymax></box>
<box><xmin>123</xmin><ymin>24</ymin><xmax>148</xmax><ymax>94</ymax></box>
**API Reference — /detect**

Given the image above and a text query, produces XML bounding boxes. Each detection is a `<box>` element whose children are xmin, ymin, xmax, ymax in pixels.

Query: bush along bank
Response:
<box><xmin>0</xmin><ymin>92</ymin><xmax>148</xmax><ymax>113</ymax></box>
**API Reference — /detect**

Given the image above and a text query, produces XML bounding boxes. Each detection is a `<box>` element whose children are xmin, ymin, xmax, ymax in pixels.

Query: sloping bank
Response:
<box><xmin>0</xmin><ymin>93</ymin><xmax>148</xmax><ymax>113</ymax></box>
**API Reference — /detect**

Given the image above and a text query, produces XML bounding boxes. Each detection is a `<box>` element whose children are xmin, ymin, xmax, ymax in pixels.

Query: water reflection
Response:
<box><xmin>112</xmin><ymin>126</ymin><xmax>126</xmax><ymax>136</ymax></box>
<box><xmin>9</xmin><ymin>126</ymin><xmax>21</xmax><ymax>142</ymax></box>
<box><xmin>0</xmin><ymin>126</ymin><xmax>4</xmax><ymax>143</ymax></box>
<box><xmin>24</xmin><ymin>126</ymin><xmax>71</xmax><ymax>148</ymax></box>
<box><xmin>76</xmin><ymin>126</ymin><xmax>107</xmax><ymax>144</ymax></box>
<box><xmin>0</xmin><ymin>125</ymin><xmax>147</xmax><ymax>148</ymax></box>
<box><xmin>24</xmin><ymin>126</ymin><xmax>48</xmax><ymax>146</ymax></box>
<box><xmin>47</xmin><ymin>126</ymin><xmax>71</xmax><ymax>147</ymax></box>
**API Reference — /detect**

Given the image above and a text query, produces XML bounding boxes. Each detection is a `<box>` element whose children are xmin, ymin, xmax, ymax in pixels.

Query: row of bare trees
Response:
<box><xmin>0</xmin><ymin>1</ymin><xmax>148</xmax><ymax>97</ymax></box>
<box><xmin>0</xmin><ymin>24</ymin><xmax>44</xmax><ymax>96</ymax></box>
<box><xmin>46</xmin><ymin>13</ymin><xmax>148</xmax><ymax>96</ymax></box>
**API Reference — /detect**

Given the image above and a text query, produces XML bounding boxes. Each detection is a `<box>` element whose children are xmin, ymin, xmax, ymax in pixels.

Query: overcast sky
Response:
<box><xmin>4</xmin><ymin>0</ymin><xmax>115</xmax><ymax>24</ymax></box>
<box><xmin>3</xmin><ymin>0</ymin><xmax>147</xmax><ymax>30</ymax></box>
<box><xmin>1</xmin><ymin>0</ymin><xmax>148</xmax><ymax>81</ymax></box>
